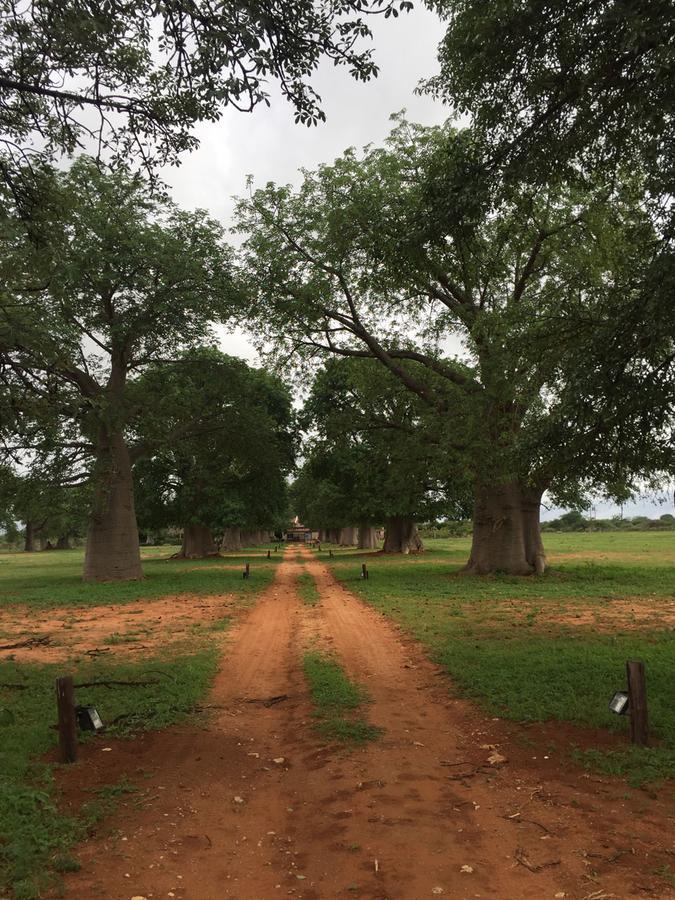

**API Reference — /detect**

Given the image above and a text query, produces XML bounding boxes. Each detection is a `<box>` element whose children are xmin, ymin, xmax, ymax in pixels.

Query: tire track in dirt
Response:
<box><xmin>61</xmin><ymin>552</ymin><xmax>311</xmax><ymax>899</ymax></box>
<box><xmin>59</xmin><ymin>545</ymin><xmax>674</xmax><ymax>899</ymax></box>
<box><xmin>296</xmin><ymin>548</ymin><xmax>567</xmax><ymax>899</ymax></box>
<box><xmin>299</xmin><ymin>546</ymin><xmax>675</xmax><ymax>900</ymax></box>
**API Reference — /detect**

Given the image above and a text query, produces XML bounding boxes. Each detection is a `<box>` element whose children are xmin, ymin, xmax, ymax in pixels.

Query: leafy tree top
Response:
<box><xmin>236</xmin><ymin>117</ymin><xmax>674</xmax><ymax>502</ymax></box>
<box><xmin>0</xmin><ymin>0</ymin><xmax>413</xmax><ymax>171</ymax></box>
<box><xmin>425</xmin><ymin>0</ymin><xmax>674</xmax><ymax>199</ymax></box>
<box><xmin>295</xmin><ymin>357</ymin><xmax>472</xmax><ymax>527</ymax></box>
<box><xmin>133</xmin><ymin>349</ymin><xmax>295</xmax><ymax>532</ymax></box>
<box><xmin>0</xmin><ymin>156</ymin><xmax>238</xmax><ymax>469</ymax></box>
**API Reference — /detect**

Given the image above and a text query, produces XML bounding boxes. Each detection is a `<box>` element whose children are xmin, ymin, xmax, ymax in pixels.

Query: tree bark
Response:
<box><xmin>221</xmin><ymin>527</ymin><xmax>242</xmax><ymax>551</ymax></box>
<box><xmin>463</xmin><ymin>481</ymin><xmax>547</xmax><ymax>575</ymax></box>
<box><xmin>338</xmin><ymin>526</ymin><xmax>358</xmax><ymax>546</ymax></box>
<box><xmin>83</xmin><ymin>430</ymin><xmax>142</xmax><ymax>582</ymax></box>
<box><xmin>522</xmin><ymin>486</ymin><xmax>547</xmax><ymax>574</ymax></box>
<box><xmin>24</xmin><ymin>520</ymin><xmax>36</xmax><ymax>552</ymax></box>
<box><xmin>176</xmin><ymin>523</ymin><xmax>218</xmax><ymax>559</ymax></box>
<box><xmin>383</xmin><ymin>517</ymin><xmax>424</xmax><ymax>554</ymax></box>
<box><xmin>357</xmin><ymin>523</ymin><xmax>378</xmax><ymax>549</ymax></box>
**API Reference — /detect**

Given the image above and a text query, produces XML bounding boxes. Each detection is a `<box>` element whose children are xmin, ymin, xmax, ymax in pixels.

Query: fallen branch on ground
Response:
<box><xmin>0</xmin><ymin>635</ymin><xmax>51</xmax><ymax>650</ymax></box>
<box><xmin>244</xmin><ymin>694</ymin><xmax>289</xmax><ymax>707</ymax></box>
<box><xmin>514</xmin><ymin>847</ymin><xmax>561</xmax><ymax>872</ymax></box>
<box><xmin>502</xmin><ymin>815</ymin><xmax>555</xmax><ymax>834</ymax></box>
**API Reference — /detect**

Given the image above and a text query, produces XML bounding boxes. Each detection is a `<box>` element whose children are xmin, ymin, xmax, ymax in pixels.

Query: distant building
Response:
<box><xmin>284</xmin><ymin>516</ymin><xmax>316</xmax><ymax>542</ymax></box>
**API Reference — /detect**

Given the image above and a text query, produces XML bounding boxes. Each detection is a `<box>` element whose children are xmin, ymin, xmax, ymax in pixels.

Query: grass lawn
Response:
<box><xmin>297</xmin><ymin>568</ymin><xmax>321</xmax><ymax>606</ymax></box>
<box><xmin>0</xmin><ymin>543</ymin><xmax>280</xmax><ymax>610</ymax></box>
<box><xmin>326</xmin><ymin>532</ymin><xmax>675</xmax><ymax>786</ymax></box>
<box><xmin>0</xmin><ymin>543</ymin><xmax>275</xmax><ymax>898</ymax></box>
<box><xmin>303</xmin><ymin>651</ymin><xmax>381</xmax><ymax>745</ymax></box>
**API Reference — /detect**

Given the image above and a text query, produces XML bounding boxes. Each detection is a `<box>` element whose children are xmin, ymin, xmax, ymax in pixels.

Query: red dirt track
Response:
<box><xmin>57</xmin><ymin>545</ymin><xmax>674</xmax><ymax>899</ymax></box>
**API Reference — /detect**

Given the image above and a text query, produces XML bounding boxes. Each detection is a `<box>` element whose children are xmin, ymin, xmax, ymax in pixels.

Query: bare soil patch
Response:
<box><xmin>0</xmin><ymin>593</ymin><xmax>235</xmax><ymax>663</ymax></box>
<box><xmin>477</xmin><ymin>596</ymin><xmax>675</xmax><ymax>632</ymax></box>
<box><xmin>53</xmin><ymin>546</ymin><xmax>674</xmax><ymax>899</ymax></box>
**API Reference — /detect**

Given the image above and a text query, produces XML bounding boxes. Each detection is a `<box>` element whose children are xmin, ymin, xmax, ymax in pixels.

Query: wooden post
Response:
<box><xmin>243</xmin><ymin>562</ymin><xmax>250</xmax><ymax>579</ymax></box>
<box><xmin>56</xmin><ymin>676</ymin><xmax>78</xmax><ymax>763</ymax></box>
<box><xmin>267</xmin><ymin>549</ymin><xmax>271</xmax><ymax>559</ymax></box>
<box><xmin>626</xmin><ymin>660</ymin><xmax>648</xmax><ymax>746</ymax></box>
<box><xmin>361</xmin><ymin>563</ymin><xmax>368</xmax><ymax>580</ymax></box>
<box><xmin>329</xmin><ymin>548</ymin><xmax>333</xmax><ymax>558</ymax></box>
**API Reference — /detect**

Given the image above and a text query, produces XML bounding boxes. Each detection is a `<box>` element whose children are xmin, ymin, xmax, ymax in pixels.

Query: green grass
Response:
<box><xmin>297</xmin><ymin>569</ymin><xmax>320</xmax><ymax>606</ymax></box>
<box><xmin>102</xmin><ymin>631</ymin><xmax>141</xmax><ymax>645</ymax></box>
<box><xmin>0</xmin><ymin>545</ymin><xmax>279</xmax><ymax>611</ymax></box>
<box><xmin>0</xmin><ymin>543</ymin><xmax>277</xmax><ymax>897</ymax></box>
<box><xmin>303</xmin><ymin>651</ymin><xmax>381</xmax><ymax>745</ymax></box>
<box><xmin>328</xmin><ymin>532</ymin><xmax>675</xmax><ymax>786</ymax></box>
<box><xmin>0</xmin><ymin>648</ymin><xmax>218</xmax><ymax>899</ymax></box>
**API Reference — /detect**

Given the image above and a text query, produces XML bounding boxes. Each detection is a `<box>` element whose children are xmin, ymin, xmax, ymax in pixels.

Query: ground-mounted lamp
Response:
<box><xmin>76</xmin><ymin>705</ymin><xmax>104</xmax><ymax>732</ymax></box>
<box><xmin>608</xmin><ymin>691</ymin><xmax>629</xmax><ymax>716</ymax></box>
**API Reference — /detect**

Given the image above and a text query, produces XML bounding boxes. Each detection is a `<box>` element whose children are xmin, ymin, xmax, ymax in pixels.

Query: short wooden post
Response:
<box><xmin>361</xmin><ymin>563</ymin><xmax>368</xmax><ymax>580</ymax></box>
<box><xmin>56</xmin><ymin>676</ymin><xmax>78</xmax><ymax>763</ymax></box>
<box><xmin>626</xmin><ymin>660</ymin><xmax>648</xmax><ymax>746</ymax></box>
<box><xmin>243</xmin><ymin>562</ymin><xmax>250</xmax><ymax>579</ymax></box>
<box><xmin>329</xmin><ymin>548</ymin><xmax>333</xmax><ymax>558</ymax></box>
<box><xmin>267</xmin><ymin>549</ymin><xmax>271</xmax><ymax>559</ymax></box>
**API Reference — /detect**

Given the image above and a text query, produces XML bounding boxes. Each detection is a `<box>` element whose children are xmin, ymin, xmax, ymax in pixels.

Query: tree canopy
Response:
<box><xmin>0</xmin><ymin>0</ymin><xmax>413</xmax><ymax>173</ymax></box>
<box><xmin>133</xmin><ymin>349</ymin><xmax>295</xmax><ymax>556</ymax></box>
<box><xmin>237</xmin><ymin>118</ymin><xmax>674</xmax><ymax>572</ymax></box>
<box><xmin>0</xmin><ymin>157</ymin><xmax>238</xmax><ymax>579</ymax></box>
<box><xmin>295</xmin><ymin>358</ymin><xmax>471</xmax><ymax>550</ymax></box>
<box><xmin>426</xmin><ymin>0</ymin><xmax>674</xmax><ymax>197</ymax></box>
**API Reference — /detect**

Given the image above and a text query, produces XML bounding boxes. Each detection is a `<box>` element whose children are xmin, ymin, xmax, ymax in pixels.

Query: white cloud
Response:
<box><xmin>162</xmin><ymin>6</ymin><xmax>449</xmax><ymax>366</ymax></box>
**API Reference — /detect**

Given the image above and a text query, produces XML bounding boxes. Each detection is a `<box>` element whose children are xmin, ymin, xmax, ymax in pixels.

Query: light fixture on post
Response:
<box><xmin>76</xmin><ymin>705</ymin><xmax>104</xmax><ymax>732</ymax></box>
<box><xmin>608</xmin><ymin>690</ymin><xmax>629</xmax><ymax>716</ymax></box>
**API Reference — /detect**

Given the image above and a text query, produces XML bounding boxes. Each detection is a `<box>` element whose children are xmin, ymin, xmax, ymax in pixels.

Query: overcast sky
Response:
<box><xmin>163</xmin><ymin>5</ymin><xmax>449</xmax><ymax>365</ymax></box>
<box><xmin>159</xmin><ymin>7</ymin><xmax>672</xmax><ymax>521</ymax></box>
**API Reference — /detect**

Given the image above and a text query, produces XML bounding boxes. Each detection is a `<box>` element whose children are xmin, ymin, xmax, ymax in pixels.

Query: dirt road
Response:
<box><xmin>58</xmin><ymin>545</ymin><xmax>674</xmax><ymax>899</ymax></box>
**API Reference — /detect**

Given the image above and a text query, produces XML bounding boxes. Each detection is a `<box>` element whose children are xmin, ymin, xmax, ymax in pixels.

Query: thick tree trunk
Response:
<box><xmin>357</xmin><ymin>524</ymin><xmax>378</xmax><ymax>550</ymax></box>
<box><xmin>83</xmin><ymin>431</ymin><xmax>142</xmax><ymax>582</ymax></box>
<box><xmin>176</xmin><ymin>523</ymin><xmax>218</xmax><ymax>559</ymax></box>
<box><xmin>327</xmin><ymin>528</ymin><xmax>340</xmax><ymax>543</ymax></box>
<box><xmin>318</xmin><ymin>528</ymin><xmax>327</xmax><ymax>542</ymax></box>
<box><xmin>24</xmin><ymin>521</ymin><xmax>36</xmax><ymax>552</ymax></box>
<box><xmin>221</xmin><ymin>527</ymin><xmax>242</xmax><ymax>551</ymax></box>
<box><xmin>338</xmin><ymin>526</ymin><xmax>358</xmax><ymax>546</ymax></box>
<box><xmin>463</xmin><ymin>482</ymin><xmax>547</xmax><ymax>575</ymax></box>
<box><xmin>56</xmin><ymin>535</ymin><xmax>71</xmax><ymax>550</ymax></box>
<box><xmin>383</xmin><ymin>517</ymin><xmax>424</xmax><ymax>554</ymax></box>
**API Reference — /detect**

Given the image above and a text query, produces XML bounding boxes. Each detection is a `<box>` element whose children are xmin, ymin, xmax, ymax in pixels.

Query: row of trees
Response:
<box><xmin>237</xmin><ymin>116</ymin><xmax>673</xmax><ymax>573</ymax></box>
<box><xmin>0</xmin><ymin>162</ymin><xmax>294</xmax><ymax>579</ymax></box>
<box><xmin>542</xmin><ymin>511</ymin><xmax>675</xmax><ymax>533</ymax></box>
<box><xmin>0</xmin><ymin>1</ymin><xmax>673</xmax><ymax>579</ymax></box>
<box><xmin>291</xmin><ymin>359</ymin><xmax>471</xmax><ymax>553</ymax></box>
<box><xmin>0</xmin><ymin>0</ymin><xmax>413</xmax><ymax>581</ymax></box>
